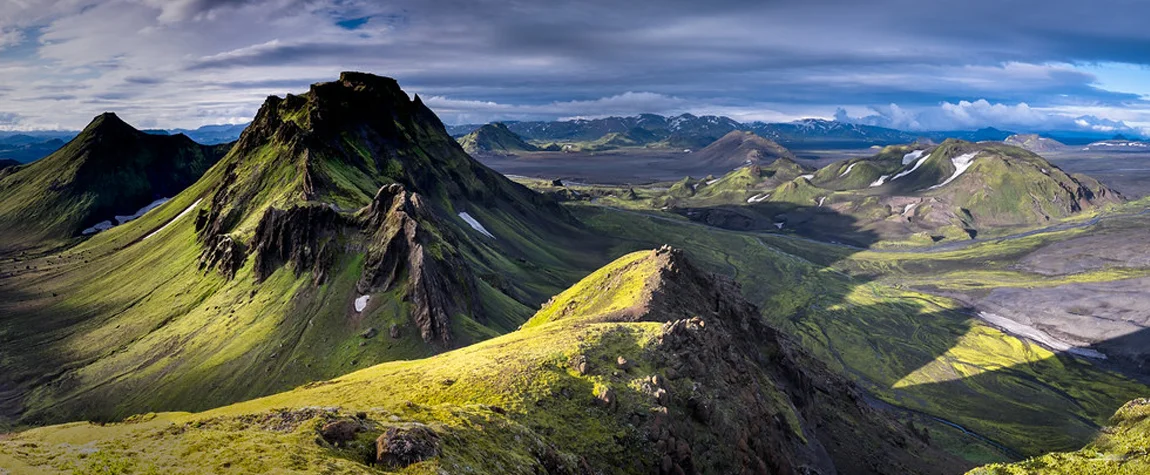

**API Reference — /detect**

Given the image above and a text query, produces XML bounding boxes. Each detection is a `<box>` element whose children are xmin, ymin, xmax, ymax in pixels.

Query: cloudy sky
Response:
<box><xmin>2</xmin><ymin>0</ymin><xmax>1150</xmax><ymax>135</ymax></box>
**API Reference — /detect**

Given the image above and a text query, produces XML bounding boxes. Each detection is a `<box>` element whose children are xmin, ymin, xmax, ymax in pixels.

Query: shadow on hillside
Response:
<box><xmin>573</xmin><ymin>201</ymin><xmax>1149</xmax><ymax>464</ymax></box>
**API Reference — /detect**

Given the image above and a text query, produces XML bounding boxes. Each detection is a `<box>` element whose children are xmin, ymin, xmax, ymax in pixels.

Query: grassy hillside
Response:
<box><xmin>0</xmin><ymin>248</ymin><xmax>962</xmax><ymax>474</ymax></box>
<box><xmin>970</xmin><ymin>399</ymin><xmax>1150</xmax><ymax>474</ymax></box>
<box><xmin>570</xmin><ymin>204</ymin><xmax>1149</xmax><ymax>463</ymax></box>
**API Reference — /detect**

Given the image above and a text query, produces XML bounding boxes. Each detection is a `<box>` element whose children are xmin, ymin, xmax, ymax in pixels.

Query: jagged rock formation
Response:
<box><xmin>356</xmin><ymin>184</ymin><xmax>480</xmax><ymax>345</ymax></box>
<box><xmin>252</xmin><ymin>205</ymin><xmax>344</xmax><ymax>284</ymax></box>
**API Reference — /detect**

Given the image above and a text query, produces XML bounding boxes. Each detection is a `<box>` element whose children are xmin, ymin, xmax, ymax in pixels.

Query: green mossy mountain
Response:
<box><xmin>0</xmin><ymin>113</ymin><xmax>228</xmax><ymax>252</ymax></box>
<box><xmin>0</xmin><ymin>73</ymin><xmax>598</xmax><ymax>429</ymax></box>
<box><xmin>458</xmin><ymin>122</ymin><xmax>539</xmax><ymax>155</ymax></box>
<box><xmin>0</xmin><ymin>248</ymin><xmax>962</xmax><ymax>474</ymax></box>
<box><xmin>658</xmin><ymin>140</ymin><xmax>1121</xmax><ymax>242</ymax></box>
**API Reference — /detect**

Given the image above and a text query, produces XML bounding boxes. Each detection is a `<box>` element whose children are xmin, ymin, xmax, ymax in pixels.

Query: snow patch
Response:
<box><xmin>773</xmin><ymin>222</ymin><xmax>785</xmax><ymax>230</ymax></box>
<box><xmin>746</xmin><ymin>193</ymin><xmax>770</xmax><ymax>203</ymax></box>
<box><xmin>115</xmin><ymin>198</ymin><xmax>169</xmax><ymax>224</ymax></box>
<box><xmin>902</xmin><ymin>203</ymin><xmax>917</xmax><ymax>215</ymax></box>
<box><xmin>928</xmin><ymin>152</ymin><xmax>979</xmax><ymax>190</ymax></box>
<box><xmin>81</xmin><ymin>221</ymin><xmax>114</xmax><ymax>235</ymax></box>
<box><xmin>83</xmin><ymin>198</ymin><xmax>171</xmax><ymax>235</ymax></box>
<box><xmin>838</xmin><ymin>162</ymin><xmax>858</xmax><ymax>178</ymax></box>
<box><xmin>890</xmin><ymin>152</ymin><xmax>931</xmax><ymax>182</ymax></box>
<box><xmin>799</xmin><ymin>174</ymin><xmax>814</xmax><ymax>180</ymax></box>
<box><xmin>143</xmin><ymin>198</ymin><xmax>202</xmax><ymax>241</ymax></box>
<box><xmin>355</xmin><ymin>295</ymin><xmax>370</xmax><ymax>313</ymax></box>
<box><xmin>705</xmin><ymin>178</ymin><xmax>721</xmax><ymax>185</ymax></box>
<box><xmin>902</xmin><ymin>150</ymin><xmax>926</xmax><ymax>165</ymax></box>
<box><xmin>869</xmin><ymin>175</ymin><xmax>890</xmax><ymax>187</ymax></box>
<box><xmin>817</xmin><ymin>197</ymin><xmax>826</xmax><ymax>207</ymax></box>
<box><xmin>458</xmin><ymin>212</ymin><xmax>495</xmax><ymax>239</ymax></box>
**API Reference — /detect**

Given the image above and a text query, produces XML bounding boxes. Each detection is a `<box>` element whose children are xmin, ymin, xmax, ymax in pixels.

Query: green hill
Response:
<box><xmin>970</xmin><ymin>398</ymin><xmax>1150</xmax><ymax>474</ymax></box>
<box><xmin>458</xmin><ymin>122</ymin><xmax>538</xmax><ymax>155</ymax></box>
<box><xmin>0</xmin><ymin>72</ymin><xmax>599</xmax><ymax>429</ymax></box>
<box><xmin>0</xmin><ymin>247</ymin><xmax>961</xmax><ymax>474</ymax></box>
<box><xmin>0</xmin><ymin>113</ymin><xmax>228</xmax><ymax>252</ymax></box>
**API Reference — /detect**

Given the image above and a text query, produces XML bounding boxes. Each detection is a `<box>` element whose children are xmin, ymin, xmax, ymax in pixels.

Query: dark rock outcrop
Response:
<box><xmin>357</xmin><ymin>184</ymin><xmax>481</xmax><ymax>346</ymax></box>
<box><xmin>251</xmin><ymin>204</ymin><xmax>345</xmax><ymax>284</ymax></box>
<box><xmin>198</xmin><ymin>234</ymin><xmax>247</xmax><ymax>279</ymax></box>
<box><xmin>375</xmin><ymin>424</ymin><xmax>440</xmax><ymax>468</ymax></box>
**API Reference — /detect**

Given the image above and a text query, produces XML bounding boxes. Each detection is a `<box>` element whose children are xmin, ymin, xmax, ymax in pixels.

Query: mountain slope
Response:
<box><xmin>970</xmin><ymin>398</ymin><xmax>1150</xmax><ymax>474</ymax></box>
<box><xmin>0</xmin><ymin>72</ymin><xmax>600</xmax><ymax>428</ymax></box>
<box><xmin>688</xmin><ymin>130</ymin><xmax>797</xmax><ymax>173</ymax></box>
<box><xmin>458</xmin><ymin>122</ymin><xmax>538</xmax><ymax>155</ymax></box>
<box><xmin>0</xmin><ymin>248</ymin><xmax>962</xmax><ymax>474</ymax></box>
<box><xmin>0</xmin><ymin>113</ymin><xmax>227</xmax><ymax>252</ymax></box>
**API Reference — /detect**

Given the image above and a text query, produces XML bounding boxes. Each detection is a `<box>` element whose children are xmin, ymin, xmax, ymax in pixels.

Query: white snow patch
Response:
<box><xmin>81</xmin><ymin>221</ymin><xmax>114</xmax><ymax>235</ymax></box>
<box><xmin>774</xmin><ymin>222</ymin><xmax>785</xmax><ymax>230</ymax></box>
<box><xmin>869</xmin><ymin>175</ymin><xmax>890</xmax><ymax>187</ymax></box>
<box><xmin>355</xmin><ymin>295</ymin><xmax>371</xmax><ymax>313</ymax></box>
<box><xmin>459</xmin><ymin>212</ymin><xmax>495</xmax><ymax>239</ymax></box>
<box><xmin>902</xmin><ymin>203</ymin><xmax>917</xmax><ymax>215</ymax></box>
<box><xmin>817</xmin><ymin>197</ymin><xmax>826</xmax><ymax>207</ymax></box>
<box><xmin>928</xmin><ymin>152</ymin><xmax>979</xmax><ymax>190</ymax></box>
<box><xmin>838</xmin><ymin>162</ymin><xmax>858</xmax><ymax>178</ymax></box>
<box><xmin>83</xmin><ymin>198</ymin><xmax>172</xmax><ymax>235</ymax></box>
<box><xmin>890</xmin><ymin>152</ymin><xmax>931</xmax><ymax>182</ymax></box>
<box><xmin>705</xmin><ymin>178</ymin><xmax>721</xmax><ymax>185</ymax></box>
<box><xmin>746</xmin><ymin>193</ymin><xmax>770</xmax><ymax>203</ymax></box>
<box><xmin>902</xmin><ymin>150</ymin><xmax>926</xmax><ymax>165</ymax></box>
<box><xmin>115</xmin><ymin>198</ymin><xmax>169</xmax><ymax>224</ymax></box>
<box><xmin>143</xmin><ymin>198</ymin><xmax>202</xmax><ymax>241</ymax></box>
<box><xmin>799</xmin><ymin>174</ymin><xmax>814</xmax><ymax>180</ymax></box>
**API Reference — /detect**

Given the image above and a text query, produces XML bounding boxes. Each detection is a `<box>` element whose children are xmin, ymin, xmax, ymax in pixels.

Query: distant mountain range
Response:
<box><xmin>447</xmin><ymin>114</ymin><xmax>1145</xmax><ymax>149</ymax></box>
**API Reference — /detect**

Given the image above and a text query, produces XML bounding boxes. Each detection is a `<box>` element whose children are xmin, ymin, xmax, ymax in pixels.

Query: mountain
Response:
<box><xmin>662</xmin><ymin>140</ymin><xmax>1121</xmax><ymax>242</ymax></box>
<box><xmin>746</xmin><ymin>119</ymin><xmax>920</xmax><ymax>146</ymax></box>
<box><xmin>1004</xmin><ymin>134</ymin><xmax>1066</xmax><ymax>153</ymax></box>
<box><xmin>688</xmin><ymin>130</ymin><xmax>797</xmax><ymax>173</ymax></box>
<box><xmin>457</xmin><ymin>122</ymin><xmax>538</xmax><ymax>155</ymax></box>
<box><xmin>448</xmin><ymin>113</ymin><xmax>740</xmax><ymax>150</ymax></box>
<box><xmin>168</xmin><ymin>123</ymin><xmax>250</xmax><ymax>145</ymax></box>
<box><xmin>0</xmin><ymin>247</ymin><xmax>962</xmax><ymax>474</ymax></box>
<box><xmin>0</xmin><ymin>72</ymin><xmax>597</xmax><ymax>428</ymax></box>
<box><xmin>0</xmin><ymin>113</ymin><xmax>228</xmax><ymax>252</ymax></box>
<box><xmin>0</xmin><ymin>138</ymin><xmax>65</xmax><ymax>163</ymax></box>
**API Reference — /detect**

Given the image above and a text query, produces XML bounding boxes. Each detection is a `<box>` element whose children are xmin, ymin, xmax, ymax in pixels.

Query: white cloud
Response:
<box><xmin>837</xmin><ymin>99</ymin><xmax>1146</xmax><ymax>135</ymax></box>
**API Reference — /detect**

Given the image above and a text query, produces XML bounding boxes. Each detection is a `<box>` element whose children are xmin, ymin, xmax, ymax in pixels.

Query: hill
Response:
<box><xmin>458</xmin><ymin>122</ymin><xmax>538</xmax><ymax>155</ymax></box>
<box><xmin>1003</xmin><ymin>134</ymin><xmax>1066</xmax><ymax>153</ymax></box>
<box><xmin>0</xmin><ymin>247</ymin><xmax>961</xmax><ymax>474</ymax></box>
<box><xmin>970</xmin><ymin>398</ymin><xmax>1150</xmax><ymax>474</ymax></box>
<box><xmin>688</xmin><ymin>130</ymin><xmax>797</xmax><ymax>173</ymax></box>
<box><xmin>0</xmin><ymin>138</ymin><xmax>65</xmax><ymax>164</ymax></box>
<box><xmin>0</xmin><ymin>72</ymin><xmax>599</xmax><ymax>429</ymax></box>
<box><xmin>0</xmin><ymin>113</ymin><xmax>228</xmax><ymax>252</ymax></box>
